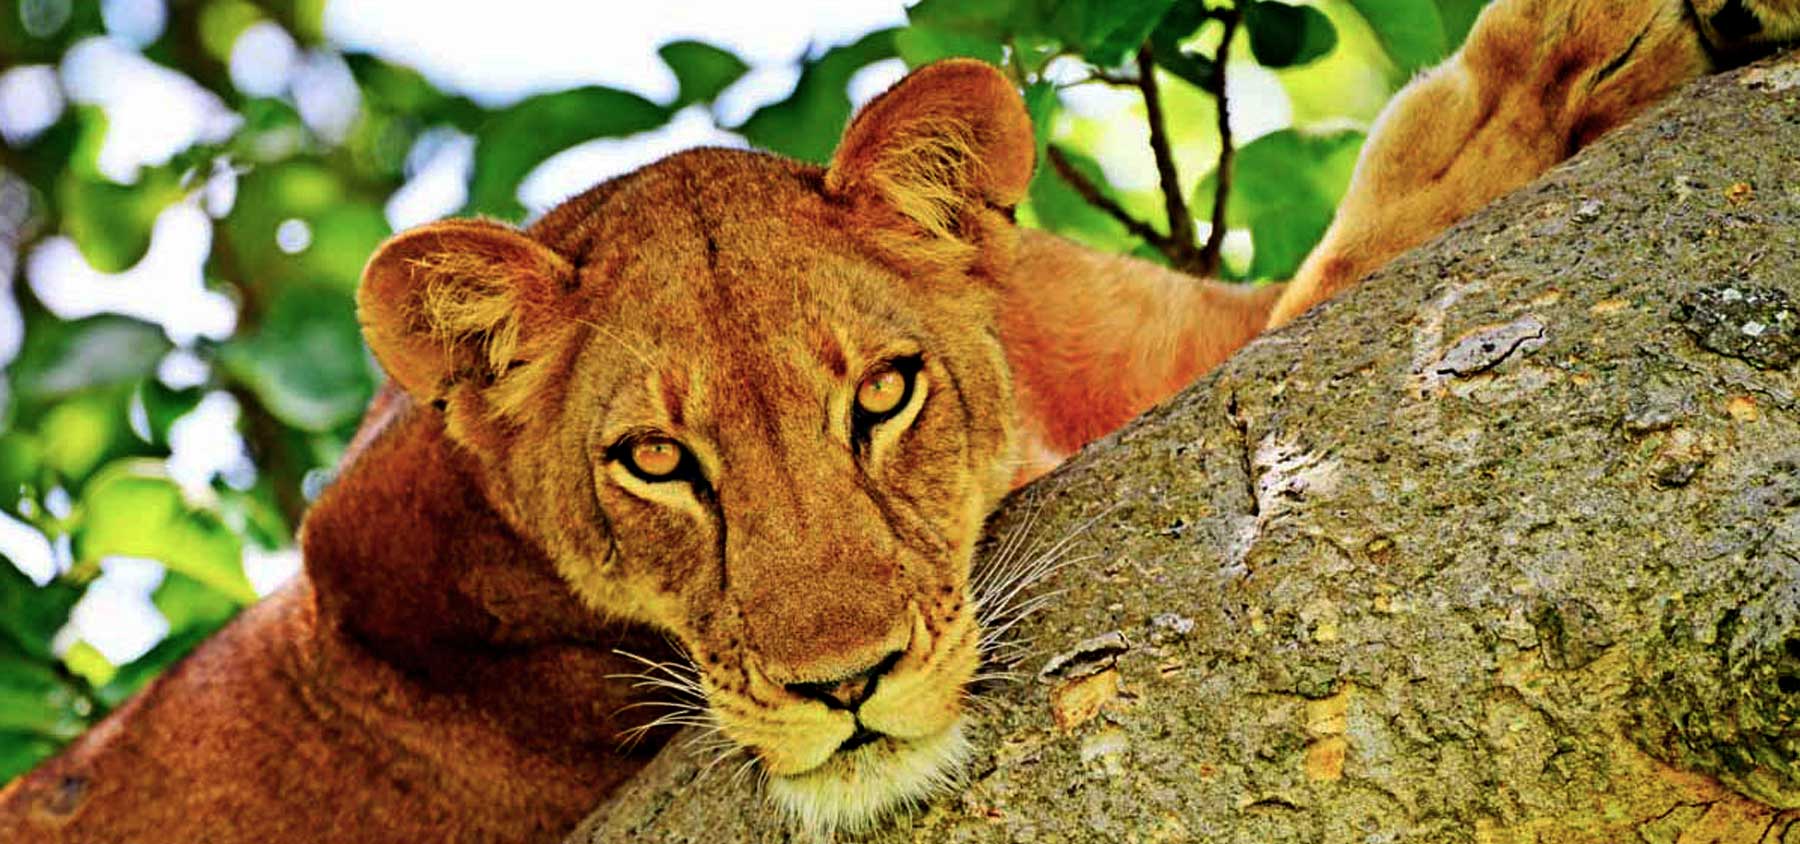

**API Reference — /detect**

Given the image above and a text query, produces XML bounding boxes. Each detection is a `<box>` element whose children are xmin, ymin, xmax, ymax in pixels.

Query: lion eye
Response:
<box><xmin>856</xmin><ymin>367</ymin><xmax>908</xmax><ymax>416</ymax></box>
<box><xmin>851</xmin><ymin>356</ymin><xmax>921</xmax><ymax>443</ymax></box>
<box><xmin>623</xmin><ymin>436</ymin><xmax>688</xmax><ymax>482</ymax></box>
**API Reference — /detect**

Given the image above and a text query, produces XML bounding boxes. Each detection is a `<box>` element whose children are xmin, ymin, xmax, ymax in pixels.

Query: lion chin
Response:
<box><xmin>765</xmin><ymin>720</ymin><xmax>972</xmax><ymax>835</ymax></box>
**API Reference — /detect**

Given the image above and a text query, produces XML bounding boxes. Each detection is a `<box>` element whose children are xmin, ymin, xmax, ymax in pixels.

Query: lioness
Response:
<box><xmin>2</xmin><ymin>0</ymin><xmax>1793</xmax><ymax>840</ymax></box>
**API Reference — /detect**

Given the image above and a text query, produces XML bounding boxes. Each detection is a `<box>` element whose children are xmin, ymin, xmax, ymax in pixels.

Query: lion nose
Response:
<box><xmin>784</xmin><ymin>650</ymin><xmax>904</xmax><ymax>710</ymax></box>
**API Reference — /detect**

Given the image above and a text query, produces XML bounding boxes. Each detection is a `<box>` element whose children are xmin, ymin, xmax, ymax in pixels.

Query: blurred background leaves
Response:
<box><xmin>0</xmin><ymin>0</ymin><xmax>1486</xmax><ymax>784</ymax></box>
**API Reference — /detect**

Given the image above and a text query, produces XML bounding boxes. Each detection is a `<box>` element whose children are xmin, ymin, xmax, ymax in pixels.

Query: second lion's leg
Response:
<box><xmin>1265</xmin><ymin>0</ymin><xmax>1713</xmax><ymax>328</ymax></box>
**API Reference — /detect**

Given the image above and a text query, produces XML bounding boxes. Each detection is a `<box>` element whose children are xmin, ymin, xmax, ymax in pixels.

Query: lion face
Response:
<box><xmin>539</xmin><ymin>148</ymin><xmax>1011</xmax><ymax>824</ymax></box>
<box><xmin>355</xmin><ymin>61</ymin><xmax>1036</xmax><ymax>831</ymax></box>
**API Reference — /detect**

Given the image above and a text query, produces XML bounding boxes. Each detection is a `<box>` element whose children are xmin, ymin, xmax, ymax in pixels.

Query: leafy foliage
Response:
<box><xmin>0</xmin><ymin>0</ymin><xmax>1488</xmax><ymax>786</ymax></box>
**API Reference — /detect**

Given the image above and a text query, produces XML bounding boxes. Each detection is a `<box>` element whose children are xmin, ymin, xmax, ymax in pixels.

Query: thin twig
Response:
<box><xmin>1045</xmin><ymin>146</ymin><xmax>1168</xmax><ymax>247</ymax></box>
<box><xmin>1135</xmin><ymin>44</ymin><xmax>1201</xmax><ymax>272</ymax></box>
<box><xmin>1084</xmin><ymin>70</ymin><xmax>1141</xmax><ymax>87</ymax></box>
<box><xmin>1198</xmin><ymin>10</ymin><xmax>1241</xmax><ymax>277</ymax></box>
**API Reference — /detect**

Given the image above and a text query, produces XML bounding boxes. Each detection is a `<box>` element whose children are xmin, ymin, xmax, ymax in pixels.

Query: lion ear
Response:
<box><xmin>357</xmin><ymin>219</ymin><xmax>574</xmax><ymax>400</ymax></box>
<box><xmin>825</xmin><ymin>59</ymin><xmax>1034</xmax><ymax>273</ymax></box>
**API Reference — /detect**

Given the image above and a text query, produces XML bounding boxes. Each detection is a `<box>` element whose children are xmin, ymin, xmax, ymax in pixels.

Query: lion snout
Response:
<box><xmin>739</xmin><ymin>579</ymin><xmax>913</xmax><ymax>686</ymax></box>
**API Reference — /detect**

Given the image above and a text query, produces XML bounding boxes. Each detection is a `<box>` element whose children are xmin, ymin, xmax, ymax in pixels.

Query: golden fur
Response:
<box><xmin>3</xmin><ymin>2</ymin><xmax>1794</xmax><ymax>839</ymax></box>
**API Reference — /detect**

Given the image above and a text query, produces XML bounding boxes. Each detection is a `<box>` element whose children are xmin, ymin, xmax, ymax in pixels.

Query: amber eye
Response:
<box><xmin>851</xmin><ymin>356</ymin><xmax>921</xmax><ymax>444</ymax></box>
<box><xmin>857</xmin><ymin>367</ymin><xmax>908</xmax><ymax>416</ymax></box>
<box><xmin>617</xmin><ymin>435</ymin><xmax>693</xmax><ymax>484</ymax></box>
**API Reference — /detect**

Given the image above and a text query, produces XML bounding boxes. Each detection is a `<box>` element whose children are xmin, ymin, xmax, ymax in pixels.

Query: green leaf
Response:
<box><xmin>0</xmin><ymin>435</ymin><xmax>42</xmax><ymax>512</ymax></box>
<box><xmin>73</xmin><ymin>461</ymin><xmax>256</xmax><ymax>603</ymax></box>
<box><xmin>1149</xmin><ymin>1</ymin><xmax>1218</xmax><ymax>91</ymax></box>
<box><xmin>0</xmin><ymin>731</ymin><xmax>62</xmax><ymax>783</ymax></box>
<box><xmin>220</xmin><ymin>487</ymin><xmax>292</xmax><ymax>552</ymax></box>
<box><xmin>0</xmin><ymin>647</ymin><xmax>88</xmax><ymax>742</ymax></box>
<box><xmin>736</xmin><ymin>29</ymin><xmax>900</xmax><ymax>164</ymax></box>
<box><xmin>0</xmin><ymin>560</ymin><xmax>82</xmax><ymax>662</ymax></box>
<box><xmin>343</xmin><ymin>54</ymin><xmax>485</xmax><ymax>130</ymax></box>
<box><xmin>133</xmin><ymin>379</ymin><xmax>205</xmax><ymax>449</ymax></box>
<box><xmin>1243</xmin><ymin>1</ymin><xmax>1339</xmax><ymax>68</ymax></box>
<box><xmin>56</xmin><ymin>108</ymin><xmax>186</xmax><ymax>273</ymax></box>
<box><xmin>152</xmin><ymin>571</ymin><xmax>241</xmax><ymax>635</ymax></box>
<box><xmin>894</xmin><ymin>25</ymin><xmax>1006</xmax><ymax>67</ymax></box>
<box><xmin>197</xmin><ymin>0</ymin><xmax>266</xmax><ymax>61</ymax></box>
<box><xmin>1194</xmin><ymin>128</ymin><xmax>1365</xmax><ymax>279</ymax></box>
<box><xmin>36</xmin><ymin>392</ymin><xmax>135</xmax><ymax>483</ymax></box>
<box><xmin>1023</xmin><ymin>81</ymin><xmax>1059</xmax><ymax>167</ymax></box>
<box><xmin>223</xmin><ymin>161</ymin><xmax>381</xmax><ymax>295</ymax></box>
<box><xmin>9</xmin><ymin>315</ymin><xmax>171</xmax><ymax>408</ymax></box>
<box><xmin>1049</xmin><ymin>0</ymin><xmax>1178</xmax><ymax>67</ymax></box>
<box><xmin>293</xmin><ymin>203</ymin><xmax>390</xmax><ymax>294</ymax></box>
<box><xmin>228</xmin><ymin>98</ymin><xmax>311</xmax><ymax>164</ymax></box>
<box><xmin>1436</xmin><ymin>0</ymin><xmax>1490</xmax><ymax>50</ymax></box>
<box><xmin>219</xmin><ymin>281</ymin><xmax>376</xmax><ymax>432</ymax></box>
<box><xmin>465</xmin><ymin>87</ymin><xmax>671</xmax><ymax>219</ymax></box>
<box><xmin>0</xmin><ymin>0</ymin><xmax>104</xmax><ymax>65</ymax></box>
<box><xmin>61</xmin><ymin>640</ymin><xmax>115</xmax><ymax>687</ymax></box>
<box><xmin>1347</xmin><ymin>0</ymin><xmax>1449</xmax><ymax>74</ymax></box>
<box><xmin>659</xmin><ymin>41</ymin><xmax>750</xmax><ymax>109</ymax></box>
<box><xmin>905</xmin><ymin>0</ymin><xmax>1021</xmax><ymax>39</ymax></box>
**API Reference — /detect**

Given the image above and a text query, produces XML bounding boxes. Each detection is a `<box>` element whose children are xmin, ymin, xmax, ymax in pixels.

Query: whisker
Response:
<box><xmin>975</xmin><ymin>503</ymin><xmax>1115</xmax><ymax>617</ymax></box>
<box><xmin>967</xmin><ymin>494</ymin><xmax>1046</xmax><ymax>602</ymax></box>
<box><xmin>729</xmin><ymin>755</ymin><xmax>762</xmax><ymax>789</ymax></box>
<box><xmin>963</xmin><ymin>503</ymin><xmax>1118</xmax><ymax>704</ymax></box>
<box><xmin>614</xmin><ymin>699</ymin><xmax>707</xmax><ymax>715</ymax></box>
<box><xmin>623</xmin><ymin>712</ymin><xmax>716</xmax><ymax>733</ymax></box>
<box><xmin>972</xmin><ymin>508</ymin><xmax>1101</xmax><ymax>622</ymax></box>
<box><xmin>610</xmin><ymin>649</ymin><xmax>702</xmax><ymax>680</ymax></box>
<box><xmin>625</xmin><ymin>678</ymin><xmax>707</xmax><ymax>697</ymax></box>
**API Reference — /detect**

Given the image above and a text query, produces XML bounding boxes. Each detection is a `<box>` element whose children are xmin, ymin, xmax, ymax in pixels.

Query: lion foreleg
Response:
<box><xmin>1266</xmin><ymin>0</ymin><xmax>1713</xmax><ymax>327</ymax></box>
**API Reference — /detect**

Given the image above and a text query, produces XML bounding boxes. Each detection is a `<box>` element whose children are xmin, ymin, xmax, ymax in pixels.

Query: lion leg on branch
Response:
<box><xmin>1267</xmin><ymin>0</ymin><xmax>1712</xmax><ymax>327</ymax></box>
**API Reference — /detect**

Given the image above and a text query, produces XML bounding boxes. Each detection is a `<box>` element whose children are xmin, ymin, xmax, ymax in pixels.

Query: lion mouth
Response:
<box><xmin>837</xmin><ymin>725</ymin><xmax>885</xmax><ymax>753</ymax></box>
<box><xmin>766</xmin><ymin>720</ymin><xmax>971</xmax><ymax>834</ymax></box>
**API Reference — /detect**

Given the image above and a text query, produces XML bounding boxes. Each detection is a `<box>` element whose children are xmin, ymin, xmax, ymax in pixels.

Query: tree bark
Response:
<box><xmin>568</xmin><ymin>54</ymin><xmax>1800</xmax><ymax>843</ymax></box>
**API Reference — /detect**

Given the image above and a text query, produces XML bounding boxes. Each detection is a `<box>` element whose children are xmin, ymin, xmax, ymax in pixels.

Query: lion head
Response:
<box><xmin>355</xmin><ymin>60</ymin><xmax>1035</xmax><ymax>831</ymax></box>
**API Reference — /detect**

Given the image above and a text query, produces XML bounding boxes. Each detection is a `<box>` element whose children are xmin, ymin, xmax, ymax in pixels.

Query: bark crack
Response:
<box><xmin>1226</xmin><ymin>390</ymin><xmax>1259</xmax><ymax>519</ymax></box>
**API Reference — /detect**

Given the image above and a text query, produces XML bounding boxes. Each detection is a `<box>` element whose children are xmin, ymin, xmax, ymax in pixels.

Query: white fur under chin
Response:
<box><xmin>766</xmin><ymin>720</ymin><xmax>971</xmax><ymax>837</ymax></box>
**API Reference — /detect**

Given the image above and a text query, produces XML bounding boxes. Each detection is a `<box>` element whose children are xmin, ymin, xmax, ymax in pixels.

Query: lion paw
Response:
<box><xmin>1690</xmin><ymin>0</ymin><xmax>1800</xmax><ymax>48</ymax></box>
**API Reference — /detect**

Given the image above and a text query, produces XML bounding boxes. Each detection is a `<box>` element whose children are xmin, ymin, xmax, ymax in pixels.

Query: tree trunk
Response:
<box><xmin>568</xmin><ymin>53</ymin><xmax>1800</xmax><ymax>843</ymax></box>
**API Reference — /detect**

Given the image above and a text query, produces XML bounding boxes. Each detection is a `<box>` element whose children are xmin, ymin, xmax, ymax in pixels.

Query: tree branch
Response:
<box><xmin>1081</xmin><ymin>70</ymin><xmax>1141</xmax><ymax>87</ymax></box>
<box><xmin>1045</xmin><ymin>145</ymin><xmax>1169</xmax><ymax>248</ymax></box>
<box><xmin>1197</xmin><ymin>10</ymin><xmax>1241</xmax><ymax>277</ymax></box>
<box><xmin>1135</xmin><ymin>45</ymin><xmax>1201</xmax><ymax>272</ymax></box>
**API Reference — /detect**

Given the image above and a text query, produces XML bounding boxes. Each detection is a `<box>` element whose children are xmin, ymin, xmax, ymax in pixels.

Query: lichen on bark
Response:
<box><xmin>569</xmin><ymin>53</ymin><xmax>1800</xmax><ymax>843</ymax></box>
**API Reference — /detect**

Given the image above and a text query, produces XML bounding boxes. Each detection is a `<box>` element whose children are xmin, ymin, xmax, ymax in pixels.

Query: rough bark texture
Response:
<box><xmin>570</xmin><ymin>55</ymin><xmax>1800</xmax><ymax>843</ymax></box>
